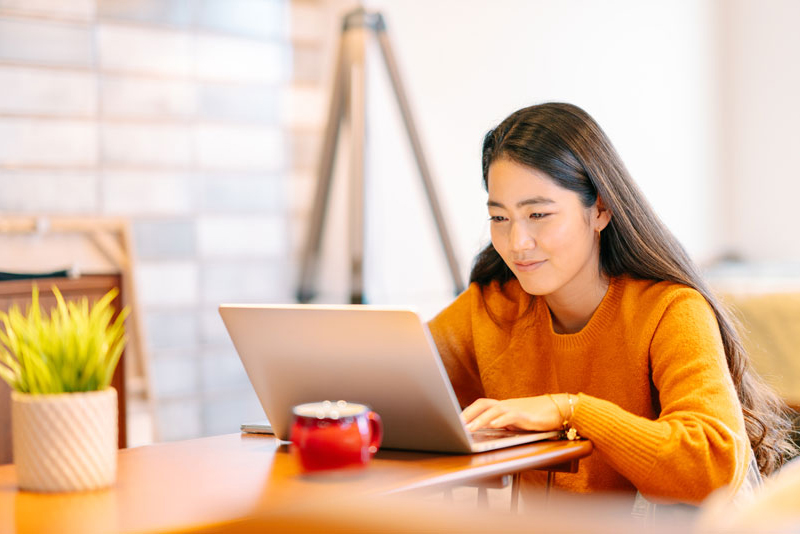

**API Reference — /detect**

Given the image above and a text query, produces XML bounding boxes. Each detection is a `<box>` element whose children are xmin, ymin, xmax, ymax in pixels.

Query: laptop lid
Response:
<box><xmin>219</xmin><ymin>304</ymin><xmax>555</xmax><ymax>453</ymax></box>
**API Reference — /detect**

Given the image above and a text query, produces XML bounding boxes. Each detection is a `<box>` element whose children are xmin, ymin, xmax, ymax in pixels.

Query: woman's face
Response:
<box><xmin>487</xmin><ymin>158</ymin><xmax>610</xmax><ymax>298</ymax></box>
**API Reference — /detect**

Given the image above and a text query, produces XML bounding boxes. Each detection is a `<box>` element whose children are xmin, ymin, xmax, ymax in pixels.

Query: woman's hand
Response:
<box><xmin>461</xmin><ymin>395</ymin><xmax>565</xmax><ymax>432</ymax></box>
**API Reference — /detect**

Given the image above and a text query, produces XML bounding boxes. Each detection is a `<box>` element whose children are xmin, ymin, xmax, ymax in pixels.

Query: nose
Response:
<box><xmin>510</xmin><ymin>221</ymin><xmax>535</xmax><ymax>254</ymax></box>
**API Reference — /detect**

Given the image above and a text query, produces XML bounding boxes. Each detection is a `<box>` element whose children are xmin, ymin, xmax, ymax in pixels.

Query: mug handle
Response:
<box><xmin>367</xmin><ymin>411</ymin><xmax>383</xmax><ymax>456</ymax></box>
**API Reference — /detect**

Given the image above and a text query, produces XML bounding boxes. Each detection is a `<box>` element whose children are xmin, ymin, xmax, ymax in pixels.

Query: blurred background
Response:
<box><xmin>0</xmin><ymin>0</ymin><xmax>798</xmax><ymax>446</ymax></box>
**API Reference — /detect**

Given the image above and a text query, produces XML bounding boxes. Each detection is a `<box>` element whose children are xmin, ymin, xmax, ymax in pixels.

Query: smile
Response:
<box><xmin>513</xmin><ymin>260</ymin><xmax>546</xmax><ymax>272</ymax></box>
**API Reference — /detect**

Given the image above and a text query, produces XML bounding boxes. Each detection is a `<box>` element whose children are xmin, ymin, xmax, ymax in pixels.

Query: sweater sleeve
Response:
<box><xmin>427</xmin><ymin>284</ymin><xmax>485</xmax><ymax>409</ymax></box>
<box><xmin>570</xmin><ymin>289</ymin><xmax>749</xmax><ymax>504</ymax></box>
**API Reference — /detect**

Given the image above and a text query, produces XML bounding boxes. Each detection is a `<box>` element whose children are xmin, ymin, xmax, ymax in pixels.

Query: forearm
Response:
<box><xmin>570</xmin><ymin>394</ymin><xmax>749</xmax><ymax>504</ymax></box>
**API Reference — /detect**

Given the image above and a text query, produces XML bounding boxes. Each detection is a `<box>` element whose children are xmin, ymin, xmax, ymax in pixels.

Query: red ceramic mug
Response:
<box><xmin>290</xmin><ymin>401</ymin><xmax>383</xmax><ymax>472</ymax></box>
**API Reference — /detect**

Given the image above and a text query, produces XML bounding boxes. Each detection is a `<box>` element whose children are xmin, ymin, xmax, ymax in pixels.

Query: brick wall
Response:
<box><xmin>0</xmin><ymin>0</ymin><xmax>336</xmax><ymax>444</ymax></box>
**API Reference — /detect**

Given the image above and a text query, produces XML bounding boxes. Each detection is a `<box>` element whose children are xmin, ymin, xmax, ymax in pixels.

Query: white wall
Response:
<box><xmin>0</xmin><ymin>0</ymin><xmax>300</xmax><ymax>444</ymax></box>
<box><xmin>718</xmin><ymin>0</ymin><xmax>800</xmax><ymax>263</ymax></box>
<box><xmin>314</xmin><ymin>0</ymin><xmax>719</xmax><ymax>317</ymax></box>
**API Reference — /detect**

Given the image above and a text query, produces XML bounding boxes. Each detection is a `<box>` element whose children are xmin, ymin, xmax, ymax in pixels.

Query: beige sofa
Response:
<box><xmin>722</xmin><ymin>292</ymin><xmax>800</xmax><ymax>413</ymax></box>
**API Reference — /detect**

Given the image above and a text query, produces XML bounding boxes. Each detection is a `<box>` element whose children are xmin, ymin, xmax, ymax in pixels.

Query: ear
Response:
<box><xmin>593</xmin><ymin>196</ymin><xmax>612</xmax><ymax>232</ymax></box>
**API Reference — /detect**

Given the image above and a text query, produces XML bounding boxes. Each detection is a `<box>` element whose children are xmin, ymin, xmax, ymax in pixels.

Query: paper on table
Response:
<box><xmin>240</xmin><ymin>420</ymin><xmax>273</xmax><ymax>435</ymax></box>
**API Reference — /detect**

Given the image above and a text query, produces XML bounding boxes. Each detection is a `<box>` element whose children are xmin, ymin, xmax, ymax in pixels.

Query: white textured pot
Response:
<box><xmin>11</xmin><ymin>387</ymin><xmax>118</xmax><ymax>492</ymax></box>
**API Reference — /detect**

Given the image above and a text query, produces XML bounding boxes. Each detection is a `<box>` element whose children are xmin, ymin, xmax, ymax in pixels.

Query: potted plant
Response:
<box><xmin>0</xmin><ymin>285</ymin><xmax>128</xmax><ymax>492</ymax></box>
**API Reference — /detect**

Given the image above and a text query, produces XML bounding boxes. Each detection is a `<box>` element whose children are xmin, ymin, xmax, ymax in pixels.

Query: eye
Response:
<box><xmin>488</xmin><ymin>215</ymin><xmax>507</xmax><ymax>223</ymax></box>
<box><xmin>530</xmin><ymin>213</ymin><xmax>548</xmax><ymax>220</ymax></box>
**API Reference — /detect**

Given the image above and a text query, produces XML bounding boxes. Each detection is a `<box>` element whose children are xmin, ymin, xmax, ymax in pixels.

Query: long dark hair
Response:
<box><xmin>472</xmin><ymin>102</ymin><xmax>795</xmax><ymax>475</ymax></box>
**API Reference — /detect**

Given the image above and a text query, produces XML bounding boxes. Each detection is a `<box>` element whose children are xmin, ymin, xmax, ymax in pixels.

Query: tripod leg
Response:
<box><xmin>345</xmin><ymin>25</ymin><xmax>367</xmax><ymax>304</ymax></box>
<box><xmin>375</xmin><ymin>25</ymin><xmax>466</xmax><ymax>296</ymax></box>
<box><xmin>296</xmin><ymin>35</ymin><xmax>349</xmax><ymax>303</ymax></box>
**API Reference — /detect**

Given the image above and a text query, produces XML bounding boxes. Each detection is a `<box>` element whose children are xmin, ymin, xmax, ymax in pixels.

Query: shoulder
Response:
<box><xmin>616</xmin><ymin>276</ymin><xmax>718</xmax><ymax>333</ymax></box>
<box><xmin>618</xmin><ymin>276</ymin><xmax>710</xmax><ymax>311</ymax></box>
<box><xmin>429</xmin><ymin>279</ymin><xmax>529</xmax><ymax>331</ymax></box>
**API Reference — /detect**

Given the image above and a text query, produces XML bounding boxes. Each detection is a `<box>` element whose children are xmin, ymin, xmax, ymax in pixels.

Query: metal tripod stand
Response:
<box><xmin>296</xmin><ymin>8</ymin><xmax>465</xmax><ymax>304</ymax></box>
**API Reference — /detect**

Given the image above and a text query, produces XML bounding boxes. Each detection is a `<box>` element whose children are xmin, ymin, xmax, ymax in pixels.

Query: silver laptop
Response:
<box><xmin>219</xmin><ymin>304</ymin><xmax>558</xmax><ymax>453</ymax></box>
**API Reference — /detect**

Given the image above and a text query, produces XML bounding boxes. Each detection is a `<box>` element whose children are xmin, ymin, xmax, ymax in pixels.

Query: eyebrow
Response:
<box><xmin>487</xmin><ymin>197</ymin><xmax>556</xmax><ymax>209</ymax></box>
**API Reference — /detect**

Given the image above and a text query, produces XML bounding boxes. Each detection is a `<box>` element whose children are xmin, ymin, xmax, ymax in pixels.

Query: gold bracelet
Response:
<box><xmin>546</xmin><ymin>394</ymin><xmax>569</xmax><ymax>436</ymax></box>
<box><xmin>565</xmin><ymin>394</ymin><xmax>580</xmax><ymax>441</ymax></box>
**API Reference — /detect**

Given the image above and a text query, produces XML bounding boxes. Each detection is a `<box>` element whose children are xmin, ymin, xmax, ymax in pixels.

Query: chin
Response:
<box><xmin>515</xmin><ymin>274</ymin><xmax>557</xmax><ymax>296</ymax></box>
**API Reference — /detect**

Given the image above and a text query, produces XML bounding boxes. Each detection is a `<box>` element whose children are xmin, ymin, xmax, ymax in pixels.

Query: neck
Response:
<box><xmin>545</xmin><ymin>268</ymin><xmax>610</xmax><ymax>335</ymax></box>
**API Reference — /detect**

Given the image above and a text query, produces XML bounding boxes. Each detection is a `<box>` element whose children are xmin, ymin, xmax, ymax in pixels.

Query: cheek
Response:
<box><xmin>489</xmin><ymin>226</ymin><xmax>506</xmax><ymax>255</ymax></box>
<box><xmin>541</xmin><ymin>221</ymin><xmax>592</xmax><ymax>259</ymax></box>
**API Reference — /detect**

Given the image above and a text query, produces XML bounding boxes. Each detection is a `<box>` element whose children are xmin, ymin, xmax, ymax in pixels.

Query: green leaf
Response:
<box><xmin>0</xmin><ymin>286</ymin><xmax>129</xmax><ymax>394</ymax></box>
<box><xmin>0</xmin><ymin>363</ymin><xmax>18</xmax><ymax>390</ymax></box>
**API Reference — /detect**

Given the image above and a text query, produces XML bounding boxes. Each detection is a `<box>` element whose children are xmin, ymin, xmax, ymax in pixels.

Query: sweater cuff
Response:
<box><xmin>572</xmin><ymin>393</ymin><xmax>670</xmax><ymax>482</ymax></box>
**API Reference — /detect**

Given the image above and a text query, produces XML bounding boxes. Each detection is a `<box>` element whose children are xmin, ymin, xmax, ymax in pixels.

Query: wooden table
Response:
<box><xmin>0</xmin><ymin>433</ymin><xmax>592</xmax><ymax>533</ymax></box>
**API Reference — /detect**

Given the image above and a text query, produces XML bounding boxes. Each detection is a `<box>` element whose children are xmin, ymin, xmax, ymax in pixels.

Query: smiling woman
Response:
<box><xmin>486</xmin><ymin>159</ymin><xmax>610</xmax><ymax>333</ymax></box>
<box><xmin>428</xmin><ymin>103</ymin><xmax>796</xmax><ymax>510</ymax></box>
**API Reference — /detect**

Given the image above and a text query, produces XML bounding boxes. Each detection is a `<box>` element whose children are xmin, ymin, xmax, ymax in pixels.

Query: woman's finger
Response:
<box><xmin>461</xmin><ymin>398</ymin><xmax>498</xmax><ymax>424</ymax></box>
<box><xmin>486</xmin><ymin>410</ymin><xmax>525</xmax><ymax>430</ymax></box>
<box><xmin>465</xmin><ymin>404</ymin><xmax>507</xmax><ymax>431</ymax></box>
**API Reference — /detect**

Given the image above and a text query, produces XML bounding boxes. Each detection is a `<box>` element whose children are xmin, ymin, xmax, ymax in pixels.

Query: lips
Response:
<box><xmin>513</xmin><ymin>260</ymin><xmax>546</xmax><ymax>272</ymax></box>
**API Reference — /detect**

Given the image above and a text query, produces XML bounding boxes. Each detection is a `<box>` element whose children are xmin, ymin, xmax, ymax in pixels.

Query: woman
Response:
<box><xmin>428</xmin><ymin>102</ymin><xmax>794</xmax><ymax>506</ymax></box>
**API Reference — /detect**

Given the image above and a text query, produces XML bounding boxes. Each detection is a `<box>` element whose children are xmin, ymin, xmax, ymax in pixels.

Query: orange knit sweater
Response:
<box><xmin>428</xmin><ymin>275</ymin><xmax>750</xmax><ymax>505</ymax></box>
